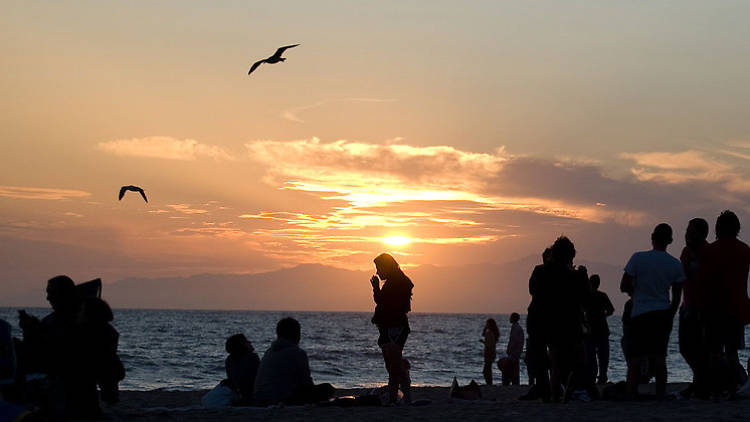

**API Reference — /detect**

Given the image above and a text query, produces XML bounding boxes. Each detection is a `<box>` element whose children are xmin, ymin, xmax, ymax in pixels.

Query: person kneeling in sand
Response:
<box><xmin>254</xmin><ymin>317</ymin><xmax>334</xmax><ymax>405</ymax></box>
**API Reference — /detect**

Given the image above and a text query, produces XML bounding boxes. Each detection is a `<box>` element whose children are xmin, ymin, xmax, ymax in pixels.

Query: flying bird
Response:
<box><xmin>118</xmin><ymin>185</ymin><xmax>148</xmax><ymax>203</ymax></box>
<box><xmin>248</xmin><ymin>44</ymin><xmax>300</xmax><ymax>75</ymax></box>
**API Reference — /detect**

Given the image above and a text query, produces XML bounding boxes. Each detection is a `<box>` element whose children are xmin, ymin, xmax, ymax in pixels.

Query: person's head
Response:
<box><xmin>510</xmin><ymin>313</ymin><xmax>520</xmax><ymax>324</ymax></box>
<box><xmin>46</xmin><ymin>275</ymin><xmax>76</xmax><ymax>312</ymax></box>
<box><xmin>685</xmin><ymin>218</ymin><xmax>709</xmax><ymax>247</ymax></box>
<box><xmin>225</xmin><ymin>333</ymin><xmax>254</xmax><ymax>356</ymax></box>
<box><xmin>550</xmin><ymin>236</ymin><xmax>575</xmax><ymax>266</ymax></box>
<box><xmin>81</xmin><ymin>297</ymin><xmax>113</xmax><ymax>323</ymax></box>
<box><xmin>589</xmin><ymin>274</ymin><xmax>601</xmax><ymax>291</ymax></box>
<box><xmin>276</xmin><ymin>317</ymin><xmax>301</xmax><ymax>344</ymax></box>
<box><xmin>542</xmin><ymin>247</ymin><xmax>552</xmax><ymax>265</ymax></box>
<box><xmin>715</xmin><ymin>210</ymin><xmax>741</xmax><ymax>240</ymax></box>
<box><xmin>374</xmin><ymin>253</ymin><xmax>400</xmax><ymax>280</ymax></box>
<box><xmin>651</xmin><ymin>223</ymin><xmax>673</xmax><ymax>250</ymax></box>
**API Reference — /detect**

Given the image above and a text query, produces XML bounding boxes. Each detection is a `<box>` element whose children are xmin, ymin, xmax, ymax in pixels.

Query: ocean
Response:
<box><xmin>2</xmin><ymin>308</ymin><xmax>749</xmax><ymax>391</ymax></box>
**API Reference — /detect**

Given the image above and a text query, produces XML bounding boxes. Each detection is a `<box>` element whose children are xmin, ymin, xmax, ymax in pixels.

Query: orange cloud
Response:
<box><xmin>97</xmin><ymin>136</ymin><xmax>234</xmax><ymax>161</ymax></box>
<box><xmin>0</xmin><ymin>186</ymin><xmax>91</xmax><ymax>200</ymax></box>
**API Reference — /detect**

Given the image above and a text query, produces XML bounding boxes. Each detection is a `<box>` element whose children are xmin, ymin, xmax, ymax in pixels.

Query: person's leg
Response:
<box><xmin>512</xmin><ymin>359</ymin><xmax>521</xmax><ymax>385</ymax></box>
<box><xmin>483</xmin><ymin>360</ymin><xmax>493</xmax><ymax>385</ymax></box>
<box><xmin>399</xmin><ymin>355</ymin><xmax>411</xmax><ymax>403</ymax></box>
<box><xmin>597</xmin><ymin>334</ymin><xmax>610</xmax><ymax>384</ymax></box>
<box><xmin>584</xmin><ymin>337</ymin><xmax>597</xmax><ymax>386</ymax></box>
<box><xmin>626</xmin><ymin>357</ymin><xmax>642</xmax><ymax>399</ymax></box>
<box><xmin>653</xmin><ymin>356</ymin><xmax>667</xmax><ymax>398</ymax></box>
<box><xmin>381</xmin><ymin>343</ymin><xmax>403</xmax><ymax>404</ymax></box>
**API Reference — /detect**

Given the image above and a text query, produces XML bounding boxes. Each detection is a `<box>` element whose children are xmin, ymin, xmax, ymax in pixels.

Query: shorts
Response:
<box><xmin>705</xmin><ymin>315</ymin><xmax>745</xmax><ymax>352</ymax></box>
<box><xmin>377</xmin><ymin>325</ymin><xmax>409</xmax><ymax>349</ymax></box>
<box><xmin>629</xmin><ymin>309</ymin><xmax>673</xmax><ymax>358</ymax></box>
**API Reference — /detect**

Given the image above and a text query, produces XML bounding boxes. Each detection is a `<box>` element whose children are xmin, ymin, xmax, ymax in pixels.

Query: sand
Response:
<box><xmin>102</xmin><ymin>384</ymin><xmax>750</xmax><ymax>421</ymax></box>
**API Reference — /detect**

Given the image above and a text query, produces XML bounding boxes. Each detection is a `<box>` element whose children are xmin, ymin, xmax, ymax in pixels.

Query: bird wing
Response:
<box><xmin>272</xmin><ymin>44</ymin><xmax>300</xmax><ymax>58</ymax></box>
<box><xmin>118</xmin><ymin>186</ymin><xmax>127</xmax><ymax>200</ymax></box>
<box><xmin>137</xmin><ymin>188</ymin><xmax>148</xmax><ymax>203</ymax></box>
<box><xmin>248</xmin><ymin>59</ymin><xmax>265</xmax><ymax>75</ymax></box>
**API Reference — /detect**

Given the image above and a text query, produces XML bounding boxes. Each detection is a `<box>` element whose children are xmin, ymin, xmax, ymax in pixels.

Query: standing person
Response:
<box><xmin>678</xmin><ymin>218</ymin><xmax>709</xmax><ymax>399</ymax></box>
<box><xmin>519</xmin><ymin>247</ymin><xmax>552</xmax><ymax>401</ymax></box>
<box><xmin>480</xmin><ymin>319</ymin><xmax>499</xmax><ymax>385</ymax></box>
<box><xmin>584</xmin><ymin>274</ymin><xmax>614</xmax><ymax>385</ymax></box>
<box><xmin>620</xmin><ymin>223</ymin><xmax>685</xmax><ymax>400</ymax></box>
<box><xmin>504</xmin><ymin>313</ymin><xmax>525</xmax><ymax>386</ymax></box>
<box><xmin>696</xmin><ymin>211</ymin><xmax>750</xmax><ymax>398</ymax></box>
<box><xmin>528</xmin><ymin>237</ymin><xmax>591</xmax><ymax>402</ymax></box>
<box><xmin>370</xmin><ymin>253</ymin><xmax>414</xmax><ymax>405</ymax></box>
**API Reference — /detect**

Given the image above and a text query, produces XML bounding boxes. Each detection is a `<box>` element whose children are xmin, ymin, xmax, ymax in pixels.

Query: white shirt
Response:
<box><xmin>624</xmin><ymin>249</ymin><xmax>686</xmax><ymax>317</ymax></box>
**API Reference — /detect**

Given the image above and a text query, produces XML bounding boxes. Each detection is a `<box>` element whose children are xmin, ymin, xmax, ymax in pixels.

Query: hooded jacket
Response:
<box><xmin>254</xmin><ymin>338</ymin><xmax>313</xmax><ymax>404</ymax></box>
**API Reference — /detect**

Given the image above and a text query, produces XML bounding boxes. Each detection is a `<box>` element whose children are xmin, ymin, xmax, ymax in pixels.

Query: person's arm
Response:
<box><xmin>670</xmin><ymin>283</ymin><xmax>683</xmax><ymax>316</ymax></box>
<box><xmin>371</xmin><ymin>276</ymin><xmax>383</xmax><ymax>303</ymax></box>
<box><xmin>620</xmin><ymin>273</ymin><xmax>634</xmax><ymax>295</ymax></box>
<box><xmin>604</xmin><ymin>294</ymin><xmax>615</xmax><ymax>317</ymax></box>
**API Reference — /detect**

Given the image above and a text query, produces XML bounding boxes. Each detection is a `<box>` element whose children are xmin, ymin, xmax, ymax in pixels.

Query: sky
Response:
<box><xmin>2</xmin><ymin>1</ymin><xmax>750</xmax><ymax>305</ymax></box>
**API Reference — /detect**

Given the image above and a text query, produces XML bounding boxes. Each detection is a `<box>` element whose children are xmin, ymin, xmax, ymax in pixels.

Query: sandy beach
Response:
<box><xmin>104</xmin><ymin>384</ymin><xmax>750</xmax><ymax>421</ymax></box>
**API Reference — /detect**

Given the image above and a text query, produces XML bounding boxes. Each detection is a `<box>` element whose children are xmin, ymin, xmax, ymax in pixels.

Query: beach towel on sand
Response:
<box><xmin>201</xmin><ymin>383</ymin><xmax>238</xmax><ymax>408</ymax></box>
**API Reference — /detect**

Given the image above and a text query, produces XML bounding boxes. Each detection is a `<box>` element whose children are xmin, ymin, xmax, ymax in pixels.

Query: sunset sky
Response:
<box><xmin>3</xmin><ymin>1</ymin><xmax>750</xmax><ymax>303</ymax></box>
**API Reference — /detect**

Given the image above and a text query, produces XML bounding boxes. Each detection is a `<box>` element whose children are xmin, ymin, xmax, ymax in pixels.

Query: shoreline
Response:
<box><xmin>107</xmin><ymin>383</ymin><xmax>750</xmax><ymax>421</ymax></box>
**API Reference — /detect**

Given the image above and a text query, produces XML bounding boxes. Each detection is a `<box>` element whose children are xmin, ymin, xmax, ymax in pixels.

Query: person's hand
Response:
<box><xmin>18</xmin><ymin>309</ymin><xmax>39</xmax><ymax>331</ymax></box>
<box><xmin>370</xmin><ymin>275</ymin><xmax>380</xmax><ymax>289</ymax></box>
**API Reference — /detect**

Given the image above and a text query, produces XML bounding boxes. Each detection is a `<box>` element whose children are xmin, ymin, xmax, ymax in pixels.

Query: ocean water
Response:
<box><xmin>2</xmin><ymin>308</ymin><xmax>749</xmax><ymax>391</ymax></box>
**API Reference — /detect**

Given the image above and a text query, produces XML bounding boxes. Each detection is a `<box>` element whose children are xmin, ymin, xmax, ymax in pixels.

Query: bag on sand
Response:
<box><xmin>201</xmin><ymin>383</ymin><xmax>238</xmax><ymax>408</ymax></box>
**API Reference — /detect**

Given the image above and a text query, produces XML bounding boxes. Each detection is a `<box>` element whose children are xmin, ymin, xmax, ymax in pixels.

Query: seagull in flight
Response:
<box><xmin>248</xmin><ymin>44</ymin><xmax>300</xmax><ymax>75</ymax></box>
<box><xmin>119</xmin><ymin>185</ymin><xmax>148</xmax><ymax>203</ymax></box>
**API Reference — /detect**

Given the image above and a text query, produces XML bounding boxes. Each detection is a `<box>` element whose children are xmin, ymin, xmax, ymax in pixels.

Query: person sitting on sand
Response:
<box><xmin>78</xmin><ymin>297</ymin><xmax>125</xmax><ymax>406</ymax></box>
<box><xmin>503</xmin><ymin>313</ymin><xmax>524</xmax><ymax>386</ymax></box>
<box><xmin>621</xmin><ymin>223</ymin><xmax>684</xmax><ymax>400</ymax></box>
<box><xmin>254</xmin><ymin>317</ymin><xmax>334</xmax><ymax>405</ymax></box>
<box><xmin>224</xmin><ymin>333</ymin><xmax>259</xmax><ymax>405</ymax></box>
<box><xmin>370</xmin><ymin>253</ymin><xmax>414</xmax><ymax>405</ymax></box>
<box><xmin>480</xmin><ymin>318</ymin><xmax>499</xmax><ymax>385</ymax></box>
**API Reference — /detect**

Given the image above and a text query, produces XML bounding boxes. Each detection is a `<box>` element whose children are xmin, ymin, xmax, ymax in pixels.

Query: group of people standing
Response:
<box><xmin>481</xmin><ymin>314</ymin><xmax>525</xmax><ymax>386</ymax></box>
<box><xmin>520</xmin><ymin>209</ymin><xmax>750</xmax><ymax>402</ymax></box>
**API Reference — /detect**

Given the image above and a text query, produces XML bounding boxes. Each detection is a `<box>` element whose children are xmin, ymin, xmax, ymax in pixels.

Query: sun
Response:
<box><xmin>382</xmin><ymin>236</ymin><xmax>412</xmax><ymax>247</ymax></box>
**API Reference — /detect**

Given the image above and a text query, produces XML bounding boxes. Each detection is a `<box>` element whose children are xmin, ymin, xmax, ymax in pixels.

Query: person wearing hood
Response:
<box><xmin>254</xmin><ymin>317</ymin><xmax>334</xmax><ymax>405</ymax></box>
<box><xmin>370</xmin><ymin>253</ymin><xmax>414</xmax><ymax>405</ymax></box>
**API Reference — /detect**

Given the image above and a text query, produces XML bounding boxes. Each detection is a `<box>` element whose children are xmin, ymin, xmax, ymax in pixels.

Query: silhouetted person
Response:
<box><xmin>584</xmin><ymin>274</ymin><xmax>614</xmax><ymax>385</ymax></box>
<box><xmin>678</xmin><ymin>218</ymin><xmax>709</xmax><ymax>398</ymax></box>
<box><xmin>18</xmin><ymin>275</ymin><xmax>84</xmax><ymax>416</ymax></box>
<box><xmin>528</xmin><ymin>238</ymin><xmax>591</xmax><ymax>402</ymax></box>
<box><xmin>370</xmin><ymin>253</ymin><xmax>414</xmax><ymax>404</ymax></box>
<box><xmin>504</xmin><ymin>313</ymin><xmax>524</xmax><ymax>386</ymax></box>
<box><xmin>254</xmin><ymin>317</ymin><xmax>334</xmax><ymax>405</ymax></box>
<box><xmin>480</xmin><ymin>318</ymin><xmax>499</xmax><ymax>385</ymax></box>
<box><xmin>0</xmin><ymin>319</ymin><xmax>16</xmax><ymax>398</ymax></box>
<box><xmin>696</xmin><ymin>210</ymin><xmax>750</xmax><ymax>398</ymax></box>
<box><xmin>224</xmin><ymin>334</ymin><xmax>259</xmax><ymax>405</ymax></box>
<box><xmin>621</xmin><ymin>223</ymin><xmax>684</xmax><ymax>399</ymax></box>
<box><xmin>79</xmin><ymin>297</ymin><xmax>125</xmax><ymax>405</ymax></box>
<box><xmin>519</xmin><ymin>247</ymin><xmax>552</xmax><ymax>401</ymax></box>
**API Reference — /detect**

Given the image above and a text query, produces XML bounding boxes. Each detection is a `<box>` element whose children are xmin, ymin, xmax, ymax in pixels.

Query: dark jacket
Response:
<box><xmin>371</xmin><ymin>271</ymin><xmax>413</xmax><ymax>328</ymax></box>
<box><xmin>225</xmin><ymin>351</ymin><xmax>260</xmax><ymax>401</ymax></box>
<box><xmin>528</xmin><ymin>263</ymin><xmax>591</xmax><ymax>344</ymax></box>
<box><xmin>254</xmin><ymin>338</ymin><xmax>313</xmax><ymax>404</ymax></box>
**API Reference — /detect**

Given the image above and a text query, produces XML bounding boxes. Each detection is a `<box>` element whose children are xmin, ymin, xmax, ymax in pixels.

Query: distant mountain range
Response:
<box><xmin>3</xmin><ymin>256</ymin><xmax>626</xmax><ymax>314</ymax></box>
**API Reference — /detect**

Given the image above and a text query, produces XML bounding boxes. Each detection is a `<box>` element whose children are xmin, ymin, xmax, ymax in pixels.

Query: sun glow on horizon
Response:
<box><xmin>382</xmin><ymin>236</ymin><xmax>412</xmax><ymax>247</ymax></box>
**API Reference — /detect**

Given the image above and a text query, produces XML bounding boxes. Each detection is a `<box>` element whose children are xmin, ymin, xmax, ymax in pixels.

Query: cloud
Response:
<box><xmin>168</xmin><ymin>204</ymin><xmax>209</xmax><ymax>214</ymax></box>
<box><xmin>621</xmin><ymin>149</ymin><xmax>750</xmax><ymax>194</ymax></box>
<box><xmin>281</xmin><ymin>98</ymin><xmax>396</xmax><ymax>123</ymax></box>
<box><xmin>0</xmin><ymin>186</ymin><xmax>91</xmax><ymax>200</ymax></box>
<box><xmin>97</xmin><ymin>137</ymin><xmax>234</xmax><ymax>161</ymax></box>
